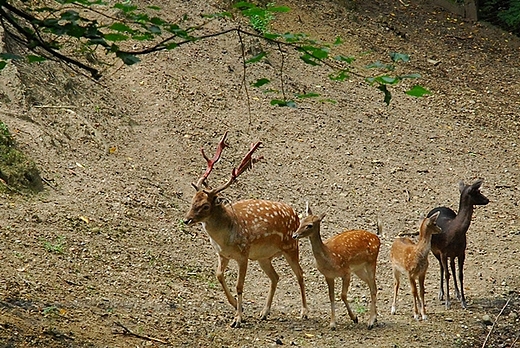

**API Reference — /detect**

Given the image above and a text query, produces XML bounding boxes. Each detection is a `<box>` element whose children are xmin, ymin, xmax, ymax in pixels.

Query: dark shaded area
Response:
<box><xmin>478</xmin><ymin>0</ymin><xmax>520</xmax><ymax>36</ymax></box>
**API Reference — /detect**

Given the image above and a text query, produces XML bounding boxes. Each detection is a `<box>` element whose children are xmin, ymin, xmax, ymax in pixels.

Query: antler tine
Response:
<box><xmin>193</xmin><ymin>132</ymin><xmax>229</xmax><ymax>190</ymax></box>
<box><xmin>213</xmin><ymin>141</ymin><xmax>263</xmax><ymax>194</ymax></box>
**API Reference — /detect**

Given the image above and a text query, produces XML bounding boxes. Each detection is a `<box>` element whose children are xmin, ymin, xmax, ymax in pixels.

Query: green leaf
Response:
<box><xmin>252</xmin><ymin>78</ymin><xmax>270</xmax><ymax>87</ymax></box>
<box><xmin>150</xmin><ymin>17</ymin><xmax>165</xmax><ymax>26</ymax></box>
<box><xmin>399</xmin><ymin>73</ymin><xmax>421</xmax><ymax>79</ymax></box>
<box><xmin>149</xmin><ymin>25</ymin><xmax>162</xmax><ymax>34</ymax></box>
<box><xmin>366</xmin><ymin>61</ymin><xmax>394</xmax><ymax>70</ymax></box>
<box><xmin>147</xmin><ymin>5</ymin><xmax>162</xmax><ymax>10</ymax></box>
<box><xmin>109</xmin><ymin>22</ymin><xmax>134</xmax><ymax>33</ymax></box>
<box><xmin>104</xmin><ymin>33</ymin><xmax>129</xmax><ymax>42</ymax></box>
<box><xmin>296</xmin><ymin>92</ymin><xmax>320</xmax><ymax>99</ymax></box>
<box><xmin>233</xmin><ymin>2</ymin><xmax>255</xmax><ymax>10</ymax></box>
<box><xmin>378</xmin><ymin>85</ymin><xmax>392</xmax><ymax>105</ymax></box>
<box><xmin>300</xmin><ymin>54</ymin><xmax>320</xmax><ymax>66</ymax></box>
<box><xmin>0</xmin><ymin>53</ymin><xmax>23</xmax><ymax>60</ymax></box>
<box><xmin>329</xmin><ymin>70</ymin><xmax>349</xmax><ymax>81</ymax></box>
<box><xmin>0</xmin><ymin>61</ymin><xmax>7</xmax><ymax>70</ymax></box>
<box><xmin>116</xmin><ymin>52</ymin><xmax>140</xmax><ymax>65</ymax></box>
<box><xmin>270</xmin><ymin>99</ymin><xmax>296</xmax><ymax>107</ymax></box>
<box><xmin>406</xmin><ymin>85</ymin><xmax>432</xmax><ymax>97</ymax></box>
<box><xmin>335</xmin><ymin>55</ymin><xmax>355</xmax><ymax>64</ymax></box>
<box><xmin>333</xmin><ymin>36</ymin><xmax>343</xmax><ymax>45</ymax></box>
<box><xmin>165</xmin><ymin>42</ymin><xmax>178</xmax><ymax>50</ymax></box>
<box><xmin>27</xmin><ymin>55</ymin><xmax>46</xmax><ymax>63</ymax></box>
<box><xmin>366</xmin><ymin>75</ymin><xmax>400</xmax><ymax>85</ymax></box>
<box><xmin>246</xmin><ymin>52</ymin><xmax>266</xmax><ymax>64</ymax></box>
<box><xmin>263</xmin><ymin>33</ymin><xmax>280</xmax><ymax>40</ymax></box>
<box><xmin>60</xmin><ymin>10</ymin><xmax>80</xmax><ymax>22</ymax></box>
<box><xmin>300</xmin><ymin>46</ymin><xmax>329</xmax><ymax>59</ymax></box>
<box><xmin>390</xmin><ymin>52</ymin><xmax>410</xmax><ymax>63</ymax></box>
<box><xmin>114</xmin><ymin>3</ymin><xmax>138</xmax><ymax>13</ymax></box>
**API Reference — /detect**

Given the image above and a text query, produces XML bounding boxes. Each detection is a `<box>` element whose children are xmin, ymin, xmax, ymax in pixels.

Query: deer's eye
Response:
<box><xmin>306</xmin><ymin>224</ymin><xmax>312</xmax><ymax>230</ymax></box>
<box><xmin>201</xmin><ymin>204</ymin><xmax>210</xmax><ymax>211</ymax></box>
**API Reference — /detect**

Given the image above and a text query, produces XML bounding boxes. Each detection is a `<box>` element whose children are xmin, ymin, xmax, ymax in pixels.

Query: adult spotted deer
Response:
<box><xmin>428</xmin><ymin>179</ymin><xmax>489</xmax><ymax>309</ymax></box>
<box><xmin>183</xmin><ymin>132</ymin><xmax>308</xmax><ymax>328</ymax></box>
<box><xmin>390</xmin><ymin>212</ymin><xmax>441</xmax><ymax>320</ymax></box>
<box><xmin>292</xmin><ymin>204</ymin><xmax>380</xmax><ymax>330</ymax></box>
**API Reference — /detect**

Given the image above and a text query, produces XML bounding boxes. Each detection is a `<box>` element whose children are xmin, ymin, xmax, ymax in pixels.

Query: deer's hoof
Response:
<box><xmin>230</xmin><ymin>317</ymin><xmax>243</xmax><ymax>328</ymax></box>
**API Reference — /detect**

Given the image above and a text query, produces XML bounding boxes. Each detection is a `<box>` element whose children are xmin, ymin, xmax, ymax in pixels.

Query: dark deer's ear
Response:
<box><xmin>471</xmin><ymin>179</ymin><xmax>483</xmax><ymax>190</ymax></box>
<box><xmin>459</xmin><ymin>181</ymin><xmax>466</xmax><ymax>193</ymax></box>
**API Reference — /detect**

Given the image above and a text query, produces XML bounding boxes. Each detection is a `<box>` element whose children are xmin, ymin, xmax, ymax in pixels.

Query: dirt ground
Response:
<box><xmin>0</xmin><ymin>0</ymin><xmax>519</xmax><ymax>347</ymax></box>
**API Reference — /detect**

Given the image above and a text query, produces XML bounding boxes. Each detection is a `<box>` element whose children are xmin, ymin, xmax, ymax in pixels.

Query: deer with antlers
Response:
<box><xmin>183</xmin><ymin>132</ymin><xmax>308</xmax><ymax>328</ymax></box>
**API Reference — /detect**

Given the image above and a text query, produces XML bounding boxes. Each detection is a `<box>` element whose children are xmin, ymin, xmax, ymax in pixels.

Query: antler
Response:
<box><xmin>212</xmin><ymin>141</ymin><xmax>263</xmax><ymax>194</ymax></box>
<box><xmin>192</xmin><ymin>132</ymin><xmax>229</xmax><ymax>190</ymax></box>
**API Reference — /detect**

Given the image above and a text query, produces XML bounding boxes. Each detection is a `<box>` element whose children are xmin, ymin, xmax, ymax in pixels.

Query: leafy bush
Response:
<box><xmin>0</xmin><ymin>121</ymin><xmax>43</xmax><ymax>193</ymax></box>
<box><xmin>478</xmin><ymin>0</ymin><xmax>520</xmax><ymax>36</ymax></box>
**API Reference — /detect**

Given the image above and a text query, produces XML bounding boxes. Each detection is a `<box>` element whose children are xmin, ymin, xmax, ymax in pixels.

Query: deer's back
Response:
<box><xmin>429</xmin><ymin>207</ymin><xmax>466</xmax><ymax>257</ymax></box>
<box><xmin>230</xmin><ymin>199</ymin><xmax>300</xmax><ymax>257</ymax></box>
<box><xmin>390</xmin><ymin>237</ymin><xmax>429</xmax><ymax>277</ymax></box>
<box><xmin>325</xmin><ymin>230</ymin><xmax>380</xmax><ymax>267</ymax></box>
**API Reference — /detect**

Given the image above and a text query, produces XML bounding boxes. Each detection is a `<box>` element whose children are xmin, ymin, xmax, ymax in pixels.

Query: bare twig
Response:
<box><xmin>481</xmin><ymin>297</ymin><xmax>512</xmax><ymax>348</ymax></box>
<box><xmin>114</xmin><ymin>322</ymin><xmax>169</xmax><ymax>345</ymax></box>
<box><xmin>276</xmin><ymin>42</ymin><xmax>287</xmax><ymax>101</ymax></box>
<box><xmin>33</xmin><ymin>105</ymin><xmax>77</xmax><ymax>109</ymax></box>
<box><xmin>237</xmin><ymin>28</ymin><xmax>252</xmax><ymax>127</ymax></box>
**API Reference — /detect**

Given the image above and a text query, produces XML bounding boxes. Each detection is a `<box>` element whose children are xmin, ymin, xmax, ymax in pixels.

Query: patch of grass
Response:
<box><xmin>0</xmin><ymin>121</ymin><xmax>43</xmax><ymax>193</ymax></box>
<box><xmin>352</xmin><ymin>297</ymin><xmax>368</xmax><ymax>315</ymax></box>
<box><xmin>43</xmin><ymin>236</ymin><xmax>66</xmax><ymax>254</ymax></box>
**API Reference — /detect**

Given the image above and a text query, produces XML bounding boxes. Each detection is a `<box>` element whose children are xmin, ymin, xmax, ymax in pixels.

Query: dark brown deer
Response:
<box><xmin>292</xmin><ymin>204</ymin><xmax>380</xmax><ymax>330</ymax></box>
<box><xmin>390</xmin><ymin>212</ymin><xmax>441</xmax><ymax>320</ymax></box>
<box><xmin>427</xmin><ymin>179</ymin><xmax>489</xmax><ymax>309</ymax></box>
<box><xmin>184</xmin><ymin>132</ymin><xmax>308</xmax><ymax>328</ymax></box>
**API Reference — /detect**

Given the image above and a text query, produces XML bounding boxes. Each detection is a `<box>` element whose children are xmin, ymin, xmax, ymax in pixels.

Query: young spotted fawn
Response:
<box><xmin>390</xmin><ymin>212</ymin><xmax>441</xmax><ymax>320</ymax></box>
<box><xmin>293</xmin><ymin>204</ymin><xmax>380</xmax><ymax>330</ymax></box>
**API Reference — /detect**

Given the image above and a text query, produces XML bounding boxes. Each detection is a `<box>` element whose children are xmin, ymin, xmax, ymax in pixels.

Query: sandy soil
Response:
<box><xmin>0</xmin><ymin>0</ymin><xmax>519</xmax><ymax>347</ymax></box>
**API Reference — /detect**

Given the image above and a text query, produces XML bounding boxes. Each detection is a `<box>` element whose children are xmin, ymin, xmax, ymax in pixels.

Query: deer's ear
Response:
<box><xmin>305</xmin><ymin>202</ymin><xmax>312</xmax><ymax>216</ymax></box>
<box><xmin>458</xmin><ymin>181</ymin><xmax>466</xmax><ymax>193</ymax></box>
<box><xmin>471</xmin><ymin>179</ymin><xmax>483</xmax><ymax>190</ymax></box>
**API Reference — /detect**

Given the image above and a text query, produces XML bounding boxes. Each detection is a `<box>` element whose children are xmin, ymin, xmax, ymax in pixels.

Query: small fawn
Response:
<box><xmin>184</xmin><ymin>132</ymin><xmax>308</xmax><ymax>328</ymax></box>
<box><xmin>428</xmin><ymin>179</ymin><xmax>489</xmax><ymax>309</ymax></box>
<box><xmin>292</xmin><ymin>204</ymin><xmax>380</xmax><ymax>330</ymax></box>
<box><xmin>390</xmin><ymin>212</ymin><xmax>441</xmax><ymax>320</ymax></box>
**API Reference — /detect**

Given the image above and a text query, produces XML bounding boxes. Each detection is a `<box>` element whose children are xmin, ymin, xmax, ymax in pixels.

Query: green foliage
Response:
<box><xmin>43</xmin><ymin>236</ymin><xmax>66</xmax><ymax>254</ymax></box>
<box><xmin>0</xmin><ymin>121</ymin><xmax>43</xmax><ymax>193</ymax></box>
<box><xmin>0</xmin><ymin>1</ymin><xmax>430</xmax><ymax>106</ymax></box>
<box><xmin>479</xmin><ymin>0</ymin><xmax>520</xmax><ymax>36</ymax></box>
<box><xmin>365</xmin><ymin>53</ymin><xmax>429</xmax><ymax>105</ymax></box>
<box><xmin>234</xmin><ymin>2</ymin><xmax>288</xmax><ymax>34</ymax></box>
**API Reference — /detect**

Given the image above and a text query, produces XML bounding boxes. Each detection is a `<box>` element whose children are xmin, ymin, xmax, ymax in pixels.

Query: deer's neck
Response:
<box><xmin>416</xmin><ymin>232</ymin><xmax>434</xmax><ymax>259</ymax></box>
<box><xmin>453</xmin><ymin>198</ymin><xmax>475</xmax><ymax>232</ymax></box>
<box><xmin>308</xmin><ymin>229</ymin><xmax>332</xmax><ymax>265</ymax></box>
<box><xmin>202</xmin><ymin>204</ymin><xmax>237</xmax><ymax>245</ymax></box>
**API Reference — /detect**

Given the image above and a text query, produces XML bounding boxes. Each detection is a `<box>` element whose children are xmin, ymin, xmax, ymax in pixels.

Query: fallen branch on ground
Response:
<box><xmin>114</xmin><ymin>321</ymin><xmax>169</xmax><ymax>345</ymax></box>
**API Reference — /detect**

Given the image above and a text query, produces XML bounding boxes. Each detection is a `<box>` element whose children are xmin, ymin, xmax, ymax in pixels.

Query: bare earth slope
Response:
<box><xmin>0</xmin><ymin>0</ymin><xmax>519</xmax><ymax>347</ymax></box>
